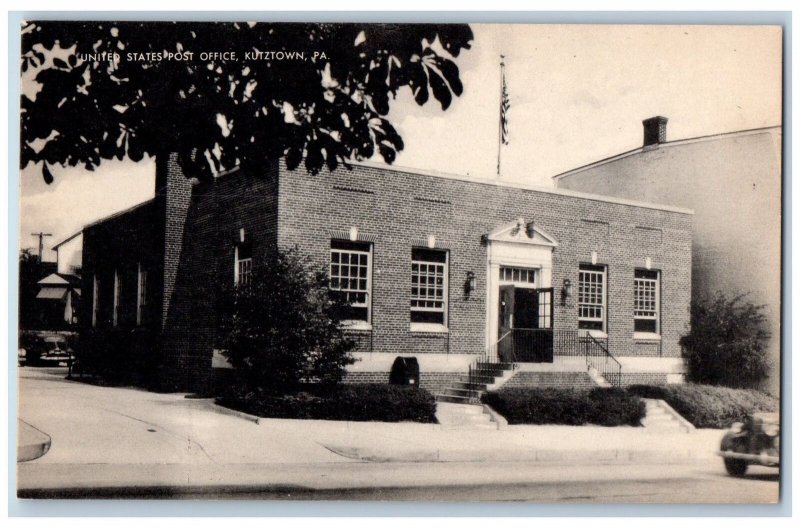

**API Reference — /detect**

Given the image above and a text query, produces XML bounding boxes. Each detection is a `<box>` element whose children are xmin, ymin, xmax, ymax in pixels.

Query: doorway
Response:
<box><xmin>498</xmin><ymin>286</ymin><xmax>553</xmax><ymax>362</ymax></box>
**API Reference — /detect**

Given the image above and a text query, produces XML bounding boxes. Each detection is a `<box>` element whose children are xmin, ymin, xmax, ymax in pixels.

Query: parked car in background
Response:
<box><xmin>718</xmin><ymin>412</ymin><xmax>780</xmax><ymax>476</ymax></box>
<box><xmin>18</xmin><ymin>333</ymin><xmax>74</xmax><ymax>367</ymax></box>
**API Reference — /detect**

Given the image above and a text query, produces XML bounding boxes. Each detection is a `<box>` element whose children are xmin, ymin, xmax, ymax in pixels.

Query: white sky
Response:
<box><xmin>18</xmin><ymin>23</ymin><xmax>783</xmax><ymax>263</ymax></box>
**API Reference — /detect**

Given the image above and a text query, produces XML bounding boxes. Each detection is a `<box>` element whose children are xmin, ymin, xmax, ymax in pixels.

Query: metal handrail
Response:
<box><xmin>467</xmin><ymin>329</ymin><xmax>623</xmax><ymax>389</ymax></box>
<box><xmin>584</xmin><ymin>334</ymin><xmax>622</xmax><ymax>388</ymax></box>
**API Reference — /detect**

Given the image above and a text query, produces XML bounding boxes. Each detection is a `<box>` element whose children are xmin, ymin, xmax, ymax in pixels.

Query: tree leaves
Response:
<box><xmin>21</xmin><ymin>22</ymin><xmax>473</xmax><ymax>183</ymax></box>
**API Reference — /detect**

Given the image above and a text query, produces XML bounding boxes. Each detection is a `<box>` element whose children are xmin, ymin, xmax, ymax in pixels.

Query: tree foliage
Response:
<box><xmin>21</xmin><ymin>21</ymin><xmax>472</xmax><ymax>182</ymax></box>
<box><xmin>218</xmin><ymin>248</ymin><xmax>356</xmax><ymax>394</ymax></box>
<box><xmin>680</xmin><ymin>292</ymin><xmax>771</xmax><ymax>389</ymax></box>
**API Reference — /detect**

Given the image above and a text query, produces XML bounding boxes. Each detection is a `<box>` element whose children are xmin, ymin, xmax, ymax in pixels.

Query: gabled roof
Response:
<box><xmin>52</xmin><ymin>230</ymin><xmax>82</xmax><ymax>250</ymax></box>
<box><xmin>37</xmin><ymin>272</ymin><xmax>81</xmax><ymax>287</ymax></box>
<box><xmin>37</xmin><ymin>273</ymin><xmax>69</xmax><ymax>286</ymax></box>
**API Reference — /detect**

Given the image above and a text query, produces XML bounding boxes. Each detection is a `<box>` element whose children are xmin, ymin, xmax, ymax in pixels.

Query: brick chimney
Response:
<box><xmin>643</xmin><ymin>116</ymin><xmax>668</xmax><ymax>147</ymax></box>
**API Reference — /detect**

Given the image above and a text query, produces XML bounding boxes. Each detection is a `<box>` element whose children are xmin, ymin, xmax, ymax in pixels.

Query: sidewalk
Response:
<box><xmin>204</xmin><ymin>405</ymin><xmax>724</xmax><ymax>464</ymax></box>
<box><xmin>17</xmin><ymin>367</ymin><xmax>727</xmax><ymax>494</ymax></box>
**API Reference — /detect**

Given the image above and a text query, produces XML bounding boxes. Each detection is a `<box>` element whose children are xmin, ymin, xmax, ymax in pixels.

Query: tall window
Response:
<box><xmin>137</xmin><ymin>263</ymin><xmax>148</xmax><ymax>326</ymax></box>
<box><xmin>411</xmin><ymin>248</ymin><xmax>448</xmax><ymax>327</ymax></box>
<box><xmin>112</xmin><ymin>270</ymin><xmax>120</xmax><ymax>327</ymax></box>
<box><xmin>234</xmin><ymin>244</ymin><xmax>253</xmax><ymax>286</ymax></box>
<box><xmin>330</xmin><ymin>240</ymin><xmax>372</xmax><ymax>322</ymax></box>
<box><xmin>578</xmin><ymin>264</ymin><xmax>606</xmax><ymax>332</ymax></box>
<box><xmin>92</xmin><ymin>275</ymin><xmax>99</xmax><ymax>328</ymax></box>
<box><xmin>634</xmin><ymin>269</ymin><xmax>660</xmax><ymax>334</ymax></box>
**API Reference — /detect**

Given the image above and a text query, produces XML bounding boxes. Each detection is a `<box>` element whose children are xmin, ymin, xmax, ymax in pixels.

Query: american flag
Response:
<box><xmin>499</xmin><ymin>59</ymin><xmax>510</xmax><ymax>145</ymax></box>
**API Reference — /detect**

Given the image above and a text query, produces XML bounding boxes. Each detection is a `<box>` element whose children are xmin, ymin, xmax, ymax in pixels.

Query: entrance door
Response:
<box><xmin>497</xmin><ymin>285</ymin><xmax>515</xmax><ymax>362</ymax></box>
<box><xmin>496</xmin><ymin>286</ymin><xmax>554</xmax><ymax>363</ymax></box>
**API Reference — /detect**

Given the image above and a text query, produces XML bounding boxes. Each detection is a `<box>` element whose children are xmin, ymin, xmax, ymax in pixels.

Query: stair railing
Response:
<box><xmin>468</xmin><ymin>331</ymin><xmax>514</xmax><ymax>391</ymax></box>
<box><xmin>583</xmin><ymin>334</ymin><xmax>622</xmax><ymax>388</ymax></box>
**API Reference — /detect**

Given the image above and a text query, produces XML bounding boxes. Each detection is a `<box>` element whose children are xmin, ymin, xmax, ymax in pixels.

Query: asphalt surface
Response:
<box><xmin>16</xmin><ymin>366</ymin><xmax>780</xmax><ymax>502</ymax></box>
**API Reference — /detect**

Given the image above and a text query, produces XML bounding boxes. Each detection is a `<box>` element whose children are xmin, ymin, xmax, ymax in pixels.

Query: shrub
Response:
<box><xmin>680</xmin><ymin>292</ymin><xmax>770</xmax><ymax>388</ymax></box>
<box><xmin>217</xmin><ymin>383</ymin><xmax>437</xmax><ymax>423</ymax></box>
<box><xmin>627</xmin><ymin>383</ymin><xmax>778</xmax><ymax>429</ymax></box>
<box><xmin>217</xmin><ymin>248</ymin><xmax>356</xmax><ymax>394</ymax></box>
<box><xmin>482</xmin><ymin>387</ymin><xmax>645</xmax><ymax>426</ymax></box>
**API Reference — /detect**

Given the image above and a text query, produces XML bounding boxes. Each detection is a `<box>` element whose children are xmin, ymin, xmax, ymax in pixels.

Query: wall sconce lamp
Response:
<box><xmin>465</xmin><ymin>271</ymin><xmax>476</xmax><ymax>296</ymax></box>
<box><xmin>562</xmin><ymin>278</ymin><xmax>573</xmax><ymax>304</ymax></box>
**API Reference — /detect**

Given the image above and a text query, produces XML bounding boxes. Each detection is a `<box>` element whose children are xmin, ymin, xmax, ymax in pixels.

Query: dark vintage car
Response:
<box><xmin>718</xmin><ymin>412</ymin><xmax>780</xmax><ymax>476</ymax></box>
<box><xmin>18</xmin><ymin>335</ymin><xmax>74</xmax><ymax>367</ymax></box>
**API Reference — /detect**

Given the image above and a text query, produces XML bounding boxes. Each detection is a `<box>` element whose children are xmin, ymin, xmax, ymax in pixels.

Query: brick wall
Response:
<box><xmin>158</xmin><ymin>162</ymin><xmax>281</xmax><ymax>392</ymax></box>
<box><xmin>81</xmin><ymin>156</ymin><xmax>692</xmax><ymax>393</ymax></box>
<box><xmin>343</xmin><ymin>371</ymin><xmax>461</xmax><ymax>395</ymax></box>
<box><xmin>81</xmin><ymin>200</ymin><xmax>162</xmax><ymax>335</ymax></box>
<box><xmin>618</xmin><ymin>372</ymin><xmax>670</xmax><ymax>387</ymax></box>
<box><xmin>276</xmin><ymin>161</ymin><xmax>692</xmax><ymax>361</ymax></box>
<box><xmin>502</xmin><ymin>371</ymin><xmax>598</xmax><ymax>390</ymax></box>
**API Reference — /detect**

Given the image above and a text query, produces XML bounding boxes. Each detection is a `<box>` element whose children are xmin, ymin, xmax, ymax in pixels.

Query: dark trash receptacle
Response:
<box><xmin>390</xmin><ymin>356</ymin><xmax>420</xmax><ymax>386</ymax></box>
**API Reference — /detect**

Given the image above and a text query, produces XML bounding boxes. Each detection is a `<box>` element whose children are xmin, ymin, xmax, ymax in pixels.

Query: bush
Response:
<box><xmin>218</xmin><ymin>248</ymin><xmax>356</xmax><ymax>394</ymax></box>
<box><xmin>680</xmin><ymin>292</ymin><xmax>770</xmax><ymax>388</ymax></box>
<box><xmin>482</xmin><ymin>387</ymin><xmax>646</xmax><ymax>426</ymax></box>
<box><xmin>627</xmin><ymin>383</ymin><xmax>778</xmax><ymax>429</ymax></box>
<box><xmin>217</xmin><ymin>383</ymin><xmax>437</xmax><ymax>423</ymax></box>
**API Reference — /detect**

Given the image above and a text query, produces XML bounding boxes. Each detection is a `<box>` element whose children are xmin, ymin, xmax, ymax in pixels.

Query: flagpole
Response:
<box><xmin>497</xmin><ymin>55</ymin><xmax>504</xmax><ymax>177</ymax></box>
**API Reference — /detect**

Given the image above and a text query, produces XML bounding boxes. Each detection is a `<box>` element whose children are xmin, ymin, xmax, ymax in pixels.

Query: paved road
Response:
<box><xmin>16</xmin><ymin>367</ymin><xmax>780</xmax><ymax>502</ymax></box>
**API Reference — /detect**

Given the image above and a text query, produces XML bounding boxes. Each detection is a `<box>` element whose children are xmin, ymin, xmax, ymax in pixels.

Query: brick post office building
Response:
<box><xmin>81</xmin><ymin>154</ymin><xmax>692</xmax><ymax>395</ymax></box>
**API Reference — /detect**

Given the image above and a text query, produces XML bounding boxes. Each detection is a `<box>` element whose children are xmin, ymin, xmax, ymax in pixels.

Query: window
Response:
<box><xmin>112</xmin><ymin>270</ymin><xmax>120</xmax><ymax>327</ymax></box>
<box><xmin>234</xmin><ymin>244</ymin><xmax>253</xmax><ymax>286</ymax></box>
<box><xmin>137</xmin><ymin>263</ymin><xmax>148</xmax><ymax>326</ymax></box>
<box><xmin>499</xmin><ymin>266</ymin><xmax>537</xmax><ymax>285</ymax></box>
<box><xmin>92</xmin><ymin>275</ymin><xmax>99</xmax><ymax>328</ymax></box>
<box><xmin>411</xmin><ymin>248</ymin><xmax>448</xmax><ymax>327</ymax></box>
<box><xmin>330</xmin><ymin>240</ymin><xmax>372</xmax><ymax>322</ymax></box>
<box><xmin>578</xmin><ymin>264</ymin><xmax>606</xmax><ymax>332</ymax></box>
<box><xmin>634</xmin><ymin>269</ymin><xmax>660</xmax><ymax>334</ymax></box>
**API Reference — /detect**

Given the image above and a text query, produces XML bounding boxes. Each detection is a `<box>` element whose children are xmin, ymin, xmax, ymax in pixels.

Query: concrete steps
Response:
<box><xmin>641</xmin><ymin>398</ymin><xmax>693</xmax><ymax>433</ymax></box>
<box><xmin>435</xmin><ymin>402</ymin><xmax>498</xmax><ymax>430</ymax></box>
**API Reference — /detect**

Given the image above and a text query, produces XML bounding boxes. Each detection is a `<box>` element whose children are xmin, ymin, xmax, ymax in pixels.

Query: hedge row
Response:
<box><xmin>482</xmin><ymin>387</ymin><xmax>646</xmax><ymax>426</ymax></box>
<box><xmin>217</xmin><ymin>383</ymin><xmax>438</xmax><ymax>423</ymax></box>
<box><xmin>627</xmin><ymin>384</ymin><xmax>778</xmax><ymax>429</ymax></box>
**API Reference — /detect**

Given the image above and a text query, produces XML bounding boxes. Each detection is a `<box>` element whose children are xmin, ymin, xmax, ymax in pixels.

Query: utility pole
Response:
<box><xmin>31</xmin><ymin>232</ymin><xmax>52</xmax><ymax>263</ymax></box>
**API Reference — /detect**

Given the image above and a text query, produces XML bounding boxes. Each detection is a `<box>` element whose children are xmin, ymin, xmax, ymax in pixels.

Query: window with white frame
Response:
<box><xmin>137</xmin><ymin>263</ymin><xmax>148</xmax><ymax>326</ymax></box>
<box><xmin>578</xmin><ymin>264</ymin><xmax>606</xmax><ymax>332</ymax></box>
<box><xmin>92</xmin><ymin>274</ymin><xmax>99</xmax><ymax>328</ymax></box>
<box><xmin>330</xmin><ymin>240</ymin><xmax>372</xmax><ymax>322</ymax></box>
<box><xmin>634</xmin><ymin>269</ymin><xmax>660</xmax><ymax>334</ymax></box>
<box><xmin>112</xmin><ymin>270</ymin><xmax>120</xmax><ymax>327</ymax></box>
<box><xmin>499</xmin><ymin>266</ymin><xmax>537</xmax><ymax>285</ymax></box>
<box><xmin>411</xmin><ymin>248</ymin><xmax>448</xmax><ymax>327</ymax></box>
<box><xmin>234</xmin><ymin>244</ymin><xmax>253</xmax><ymax>286</ymax></box>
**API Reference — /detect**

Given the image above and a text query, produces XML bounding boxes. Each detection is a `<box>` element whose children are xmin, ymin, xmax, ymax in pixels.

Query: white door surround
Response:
<box><xmin>484</xmin><ymin>218</ymin><xmax>558</xmax><ymax>349</ymax></box>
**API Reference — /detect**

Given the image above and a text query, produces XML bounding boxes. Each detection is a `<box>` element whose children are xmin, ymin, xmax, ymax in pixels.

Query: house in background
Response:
<box><xmin>554</xmin><ymin>117</ymin><xmax>782</xmax><ymax>394</ymax></box>
<box><xmin>79</xmin><ymin>153</ymin><xmax>693</xmax><ymax>396</ymax></box>
<box><xmin>35</xmin><ymin>271</ymin><xmax>81</xmax><ymax>327</ymax></box>
<box><xmin>29</xmin><ymin>233</ymin><xmax>84</xmax><ymax>328</ymax></box>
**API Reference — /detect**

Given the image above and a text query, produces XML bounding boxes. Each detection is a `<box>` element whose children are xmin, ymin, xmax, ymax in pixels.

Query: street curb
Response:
<box><xmin>206</xmin><ymin>401</ymin><xmax>261</xmax><ymax>424</ymax></box>
<box><xmin>18</xmin><ymin>420</ymin><xmax>51</xmax><ymax>462</ymax></box>
<box><xmin>321</xmin><ymin>444</ymin><xmax>717</xmax><ymax>464</ymax></box>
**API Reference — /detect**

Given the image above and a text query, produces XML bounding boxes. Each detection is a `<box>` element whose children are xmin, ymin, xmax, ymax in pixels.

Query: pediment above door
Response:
<box><xmin>485</xmin><ymin>218</ymin><xmax>558</xmax><ymax>248</ymax></box>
